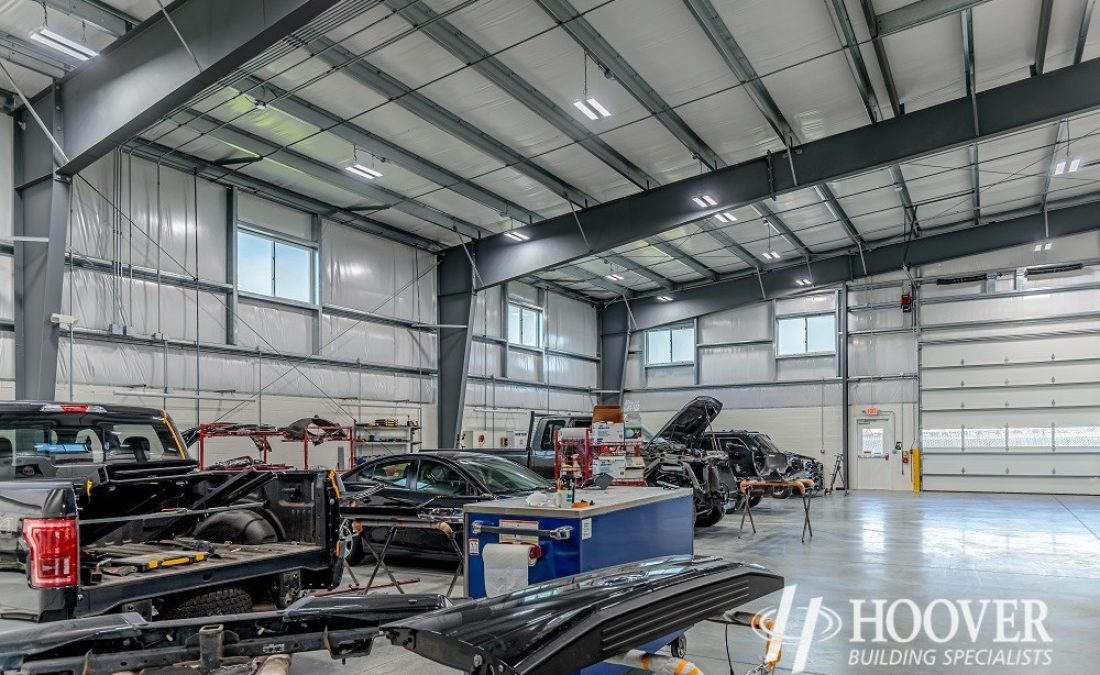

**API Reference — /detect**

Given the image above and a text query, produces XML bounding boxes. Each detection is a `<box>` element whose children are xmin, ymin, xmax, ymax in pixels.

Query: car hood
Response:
<box><xmin>644</xmin><ymin>397</ymin><xmax>723</xmax><ymax>451</ymax></box>
<box><xmin>384</xmin><ymin>554</ymin><xmax>783</xmax><ymax>675</ymax></box>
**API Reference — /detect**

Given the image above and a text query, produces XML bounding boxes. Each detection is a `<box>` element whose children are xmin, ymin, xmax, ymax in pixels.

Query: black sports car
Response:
<box><xmin>340</xmin><ymin>451</ymin><xmax>552</xmax><ymax>561</ymax></box>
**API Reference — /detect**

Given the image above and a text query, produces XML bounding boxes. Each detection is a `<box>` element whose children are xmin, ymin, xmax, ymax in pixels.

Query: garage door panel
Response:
<box><xmin>924</xmin><ymin>409</ymin><xmax>1100</xmax><ymax>428</ymax></box>
<box><xmin>921</xmin><ymin>474</ymin><xmax>1100</xmax><ymax>494</ymax></box>
<box><xmin>923</xmin><ymin>452</ymin><xmax>1098</xmax><ymax>476</ymax></box>
<box><xmin>922</xmin><ymin>385</ymin><xmax>1100</xmax><ymax>411</ymax></box>
<box><xmin>921</xmin><ymin>334</ymin><xmax>1100</xmax><ymax>367</ymax></box>
<box><xmin>921</xmin><ymin>361</ymin><xmax>1100</xmax><ymax>388</ymax></box>
<box><xmin>922</xmin><ymin>319</ymin><xmax>1100</xmax><ymax>342</ymax></box>
<box><xmin>921</xmin><ymin>288</ymin><xmax>1100</xmax><ymax>324</ymax></box>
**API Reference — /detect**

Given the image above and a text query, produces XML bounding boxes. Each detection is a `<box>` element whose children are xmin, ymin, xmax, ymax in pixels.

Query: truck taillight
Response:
<box><xmin>22</xmin><ymin>518</ymin><xmax>79</xmax><ymax>589</ymax></box>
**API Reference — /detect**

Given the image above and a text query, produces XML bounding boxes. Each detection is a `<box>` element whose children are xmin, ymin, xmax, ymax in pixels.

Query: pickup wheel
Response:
<box><xmin>694</xmin><ymin>507</ymin><xmax>724</xmax><ymax>528</ymax></box>
<box><xmin>161</xmin><ymin>586</ymin><xmax>253</xmax><ymax>620</ymax></box>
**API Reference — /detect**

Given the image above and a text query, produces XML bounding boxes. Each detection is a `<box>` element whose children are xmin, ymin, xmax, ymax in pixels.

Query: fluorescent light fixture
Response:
<box><xmin>1069</xmin><ymin>158</ymin><xmax>1082</xmax><ymax>172</ymax></box>
<box><xmin>605</xmin><ymin>273</ymin><xmax>624</xmax><ymax>281</ymax></box>
<box><xmin>1054</xmin><ymin>161</ymin><xmax>1066</xmax><ymax>175</ymax></box>
<box><xmin>30</xmin><ymin>26</ymin><xmax>97</xmax><ymax>61</ymax></box>
<box><xmin>761</xmin><ymin>251</ymin><xmax>781</xmax><ymax>261</ymax></box>
<box><xmin>347</xmin><ymin>164</ymin><xmax>383</xmax><ymax>179</ymax></box>
<box><xmin>692</xmin><ymin>197</ymin><xmax>707</xmax><ymax>207</ymax></box>
<box><xmin>795</xmin><ymin>278</ymin><xmax>812</xmax><ymax>287</ymax></box>
<box><xmin>586</xmin><ymin>97</ymin><xmax>611</xmax><ymax>117</ymax></box>
<box><xmin>692</xmin><ymin>195</ymin><xmax>717</xmax><ymax>208</ymax></box>
<box><xmin>504</xmin><ymin>230</ymin><xmax>530</xmax><ymax>242</ymax></box>
<box><xmin>1034</xmin><ymin>242</ymin><xmax>1053</xmax><ymax>252</ymax></box>
<box><xmin>573</xmin><ymin>100</ymin><xmax>599</xmax><ymax>120</ymax></box>
<box><xmin>711</xmin><ymin>211</ymin><xmax>737</xmax><ymax>223</ymax></box>
<box><xmin>656</xmin><ymin>295</ymin><xmax>674</xmax><ymax>302</ymax></box>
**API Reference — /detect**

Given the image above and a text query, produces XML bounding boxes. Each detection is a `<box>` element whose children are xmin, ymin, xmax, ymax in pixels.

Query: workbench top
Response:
<box><xmin>465</xmin><ymin>486</ymin><xmax>693</xmax><ymax>518</ymax></box>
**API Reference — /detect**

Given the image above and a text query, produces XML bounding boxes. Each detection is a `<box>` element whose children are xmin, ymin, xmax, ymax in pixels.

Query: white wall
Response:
<box><xmin>461</xmin><ymin>282</ymin><xmax>598</xmax><ymax>446</ymax></box>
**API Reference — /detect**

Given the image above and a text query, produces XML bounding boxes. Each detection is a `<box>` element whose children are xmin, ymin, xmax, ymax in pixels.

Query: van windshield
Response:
<box><xmin>0</xmin><ymin>409</ymin><xmax>184</xmax><ymax>480</ymax></box>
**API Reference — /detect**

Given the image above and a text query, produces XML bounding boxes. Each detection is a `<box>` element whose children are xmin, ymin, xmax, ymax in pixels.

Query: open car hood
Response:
<box><xmin>644</xmin><ymin>397</ymin><xmax>723</xmax><ymax>451</ymax></box>
<box><xmin>384</xmin><ymin>555</ymin><xmax>783</xmax><ymax>675</ymax></box>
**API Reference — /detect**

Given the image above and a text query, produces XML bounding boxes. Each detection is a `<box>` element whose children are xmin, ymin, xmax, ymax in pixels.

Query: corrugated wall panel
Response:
<box><xmin>545</xmin><ymin>293</ymin><xmax>597</xmax><ymax>357</ymax></box>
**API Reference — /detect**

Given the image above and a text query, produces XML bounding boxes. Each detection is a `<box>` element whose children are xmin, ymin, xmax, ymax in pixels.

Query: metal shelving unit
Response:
<box><xmin>354</xmin><ymin>421</ymin><xmax>421</xmax><ymax>459</ymax></box>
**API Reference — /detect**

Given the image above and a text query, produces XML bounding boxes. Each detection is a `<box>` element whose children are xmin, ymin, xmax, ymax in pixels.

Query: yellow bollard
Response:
<box><xmin>911</xmin><ymin>448</ymin><xmax>921</xmax><ymax>492</ymax></box>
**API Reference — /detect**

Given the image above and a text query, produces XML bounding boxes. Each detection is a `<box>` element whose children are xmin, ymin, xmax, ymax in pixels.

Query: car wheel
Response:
<box><xmin>694</xmin><ymin>507</ymin><xmax>724</xmax><ymax>527</ymax></box>
<box><xmin>344</xmin><ymin>533</ymin><xmax>367</xmax><ymax>566</ymax></box>
<box><xmin>771</xmin><ymin>486</ymin><xmax>793</xmax><ymax>499</ymax></box>
<box><xmin>748</xmin><ymin>493</ymin><xmax>763</xmax><ymax>508</ymax></box>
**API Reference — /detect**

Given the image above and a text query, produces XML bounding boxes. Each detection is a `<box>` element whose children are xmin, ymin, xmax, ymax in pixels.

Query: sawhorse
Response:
<box><xmin>351</xmin><ymin>517</ymin><xmax>464</xmax><ymax>596</ymax></box>
<box><xmin>737</xmin><ymin>479</ymin><xmax>815</xmax><ymax>543</ymax></box>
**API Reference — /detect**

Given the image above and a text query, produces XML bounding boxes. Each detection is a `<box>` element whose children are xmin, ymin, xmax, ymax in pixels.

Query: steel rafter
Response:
<box><xmin>876</xmin><ymin>0</ymin><xmax>993</xmax><ymax>36</ymax></box>
<box><xmin>684</xmin><ymin>0</ymin><xmax>863</xmax><ymax>250</ymax></box>
<box><xmin>1033</xmin><ymin>0</ymin><xmax>1054</xmax><ymax>76</ymax></box>
<box><xmin>378</xmin><ymin>0</ymin><xmax>727</xmax><ymax>282</ymax></box>
<box><xmin>602</xmin><ymin>199</ymin><xmax>1100</xmax><ymax>333</ymax></box>
<box><xmin>1075</xmin><ymin>0</ymin><xmax>1097</xmax><ymax>64</ymax></box>
<box><xmin>441</xmin><ymin>57</ymin><xmax>1100</xmax><ymax>289</ymax></box>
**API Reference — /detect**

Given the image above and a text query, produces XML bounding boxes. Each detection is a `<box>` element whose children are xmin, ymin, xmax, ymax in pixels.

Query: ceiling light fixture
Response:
<box><xmin>504</xmin><ymin>230</ymin><xmax>530</xmax><ymax>242</ymax></box>
<box><xmin>692</xmin><ymin>195</ymin><xmax>717</xmax><ymax>208</ymax></box>
<box><xmin>1034</xmin><ymin>242</ymin><xmax>1053</xmax><ymax>252</ymax></box>
<box><xmin>605</xmin><ymin>273</ymin><xmax>624</xmax><ymax>281</ymax></box>
<box><xmin>346</xmin><ymin>164</ymin><xmax>383</xmax><ymax>180</ymax></box>
<box><xmin>795</xmin><ymin>278</ymin><xmax>812</xmax><ymax>287</ymax></box>
<box><xmin>713</xmin><ymin>211</ymin><xmax>738</xmax><ymax>223</ymax></box>
<box><xmin>761</xmin><ymin>251</ymin><xmax>781</xmax><ymax>261</ymax></box>
<box><xmin>30</xmin><ymin>26</ymin><xmax>97</xmax><ymax>61</ymax></box>
<box><xmin>574</xmin><ymin>53</ymin><xmax>611</xmax><ymax>121</ymax></box>
<box><xmin>656</xmin><ymin>295</ymin><xmax>674</xmax><ymax>302</ymax></box>
<box><xmin>1069</xmin><ymin>158</ymin><xmax>1082</xmax><ymax>172</ymax></box>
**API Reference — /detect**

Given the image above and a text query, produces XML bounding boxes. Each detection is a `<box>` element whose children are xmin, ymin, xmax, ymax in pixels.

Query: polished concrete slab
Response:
<box><xmin>298</xmin><ymin>491</ymin><xmax>1100</xmax><ymax>674</ymax></box>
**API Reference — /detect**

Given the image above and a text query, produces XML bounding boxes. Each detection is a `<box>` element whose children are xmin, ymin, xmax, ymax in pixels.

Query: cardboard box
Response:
<box><xmin>591</xmin><ymin>422</ymin><xmax>625</xmax><ymax>445</ymax></box>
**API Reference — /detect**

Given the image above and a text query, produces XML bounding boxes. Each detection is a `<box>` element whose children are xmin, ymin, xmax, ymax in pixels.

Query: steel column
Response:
<box><xmin>14</xmin><ymin>88</ymin><xmax>70</xmax><ymax>400</ymax></box>
<box><xmin>437</xmin><ymin>252</ymin><xmax>476</xmax><ymax>448</ymax></box>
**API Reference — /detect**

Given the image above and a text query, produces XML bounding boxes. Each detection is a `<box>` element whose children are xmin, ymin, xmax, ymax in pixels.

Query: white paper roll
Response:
<box><xmin>482</xmin><ymin>543</ymin><xmax>532</xmax><ymax>596</ymax></box>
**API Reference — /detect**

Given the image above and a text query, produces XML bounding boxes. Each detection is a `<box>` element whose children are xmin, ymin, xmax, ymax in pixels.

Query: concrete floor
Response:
<box><xmin>297</xmin><ymin>491</ymin><xmax>1100</xmax><ymax>674</ymax></box>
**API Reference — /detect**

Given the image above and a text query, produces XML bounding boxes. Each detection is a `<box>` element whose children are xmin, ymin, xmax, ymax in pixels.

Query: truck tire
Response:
<box><xmin>161</xmin><ymin>587</ymin><xmax>253</xmax><ymax>619</ymax></box>
<box><xmin>770</xmin><ymin>486</ymin><xmax>793</xmax><ymax>500</ymax></box>
<box><xmin>344</xmin><ymin>533</ymin><xmax>367</xmax><ymax>566</ymax></box>
<box><xmin>694</xmin><ymin>507</ymin><xmax>724</xmax><ymax>527</ymax></box>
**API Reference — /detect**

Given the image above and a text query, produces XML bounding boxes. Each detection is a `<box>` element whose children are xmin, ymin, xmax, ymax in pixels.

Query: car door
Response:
<box><xmin>343</xmin><ymin>457</ymin><xmax>419</xmax><ymax>504</ymax></box>
<box><xmin>407</xmin><ymin>459</ymin><xmax>480</xmax><ymax>554</ymax></box>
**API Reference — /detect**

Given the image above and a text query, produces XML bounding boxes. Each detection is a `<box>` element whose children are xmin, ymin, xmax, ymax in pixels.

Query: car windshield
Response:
<box><xmin>0</xmin><ymin>409</ymin><xmax>184</xmax><ymax>480</ymax></box>
<box><xmin>456</xmin><ymin>456</ymin><xmax>548</xmax><ymax>494</ymax></box>
<box><xmin>754</xmin><ymin>434</ymin><xmax>783</xmax><ymax>453</ymax></box>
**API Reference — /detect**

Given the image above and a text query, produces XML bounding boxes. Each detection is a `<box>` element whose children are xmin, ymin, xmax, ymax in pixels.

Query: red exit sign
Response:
<box><xmin>865</xmin><ymin>407</ymin><xmax>878</xmax><ymax>416</ymax></box>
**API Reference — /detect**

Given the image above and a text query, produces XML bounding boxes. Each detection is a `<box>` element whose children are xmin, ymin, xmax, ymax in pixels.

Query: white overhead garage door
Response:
<box><xmin>919</xmin><ymin>268</ymin><xmax>1100</xmax><ymax>495</ymax></box>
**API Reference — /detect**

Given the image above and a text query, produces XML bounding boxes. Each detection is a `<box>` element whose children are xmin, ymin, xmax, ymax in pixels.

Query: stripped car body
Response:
<box><xmin>385</xmin><ymin>555</ymin><xmax>784</xmax><ymax>675</ymax></box>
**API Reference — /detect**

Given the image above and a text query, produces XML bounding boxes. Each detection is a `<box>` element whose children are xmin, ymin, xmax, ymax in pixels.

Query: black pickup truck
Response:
<box><xmin>0</xmin><ymin>402</ymin><xmax>342</xmax><ymax>623</ymax></box>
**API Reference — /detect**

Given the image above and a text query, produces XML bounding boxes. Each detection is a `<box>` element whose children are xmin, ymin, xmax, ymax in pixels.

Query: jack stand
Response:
<box><xmin>827</xmin><ymin>453</ymin><xmax>848</xmax><ymax>495</ymax></box>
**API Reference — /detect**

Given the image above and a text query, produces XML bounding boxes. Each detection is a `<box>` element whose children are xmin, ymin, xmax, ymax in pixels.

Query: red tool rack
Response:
<box><xmin>552</xmin><ymin>427</ymin><xmax>646</xmax><ymax>487</ymax></box>
<box><xmin>196</xmin><ymin>423</ymin><xmax>358</xmax><ymax>470</ymax></box>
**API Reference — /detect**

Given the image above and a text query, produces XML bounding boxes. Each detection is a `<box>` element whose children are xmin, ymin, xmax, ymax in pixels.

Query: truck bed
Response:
<box><xmin>85</xmin><ymin>540</ymin><xmax>323</xmax><ymax>588</ymax></box>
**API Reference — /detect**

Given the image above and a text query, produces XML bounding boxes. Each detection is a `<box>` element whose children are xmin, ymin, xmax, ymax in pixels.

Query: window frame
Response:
<box><xmin>507</xmin><ymin>302</ymin><xmax>543</xmax><ymax>349</ymax></box>
<box><xmin>774</xmin><ymin>312</ymin><xmax>837</xmax><ymax>358</ymax></box>
<box><xmin>235</xmin><ymin>225</ymin><xmax>318</xmax><ymax>305</ymax></box>
<box><xmin>644</xmin><ymin>323</ymin><xmax>696</xmax><ymax>367</ymax></box>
